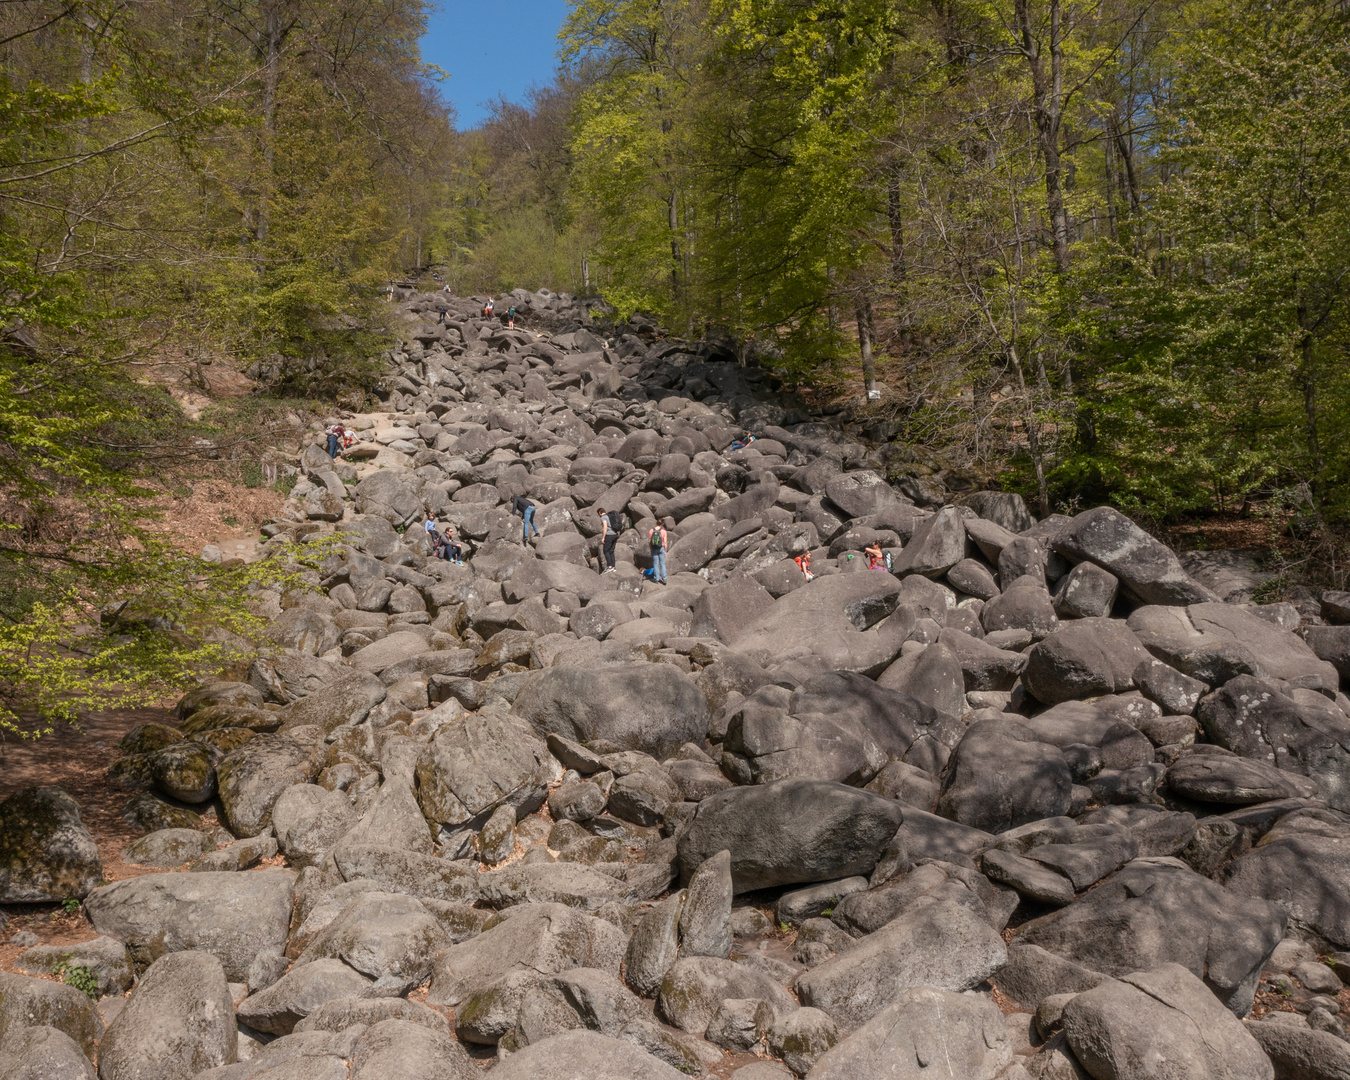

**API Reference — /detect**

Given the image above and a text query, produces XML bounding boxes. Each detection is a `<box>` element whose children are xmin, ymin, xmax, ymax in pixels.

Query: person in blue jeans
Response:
<box><xmin>647</xmin><ymin>519</ymin><xmax>669</xmax><ymax>584</ymax></box>
<box><xmin>512</xmin><ymin>495</ymin><xmax>539</xmax><ymax>543</ymax></box>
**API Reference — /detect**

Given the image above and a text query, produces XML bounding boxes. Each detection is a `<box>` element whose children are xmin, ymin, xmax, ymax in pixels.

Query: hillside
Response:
<box><xmin>2</xmin><ymin>288</ymin><xmax>1350</xmax><ymax>1078</ymax></box>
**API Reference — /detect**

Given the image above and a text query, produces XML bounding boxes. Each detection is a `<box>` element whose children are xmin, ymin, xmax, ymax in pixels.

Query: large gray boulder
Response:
<box><xmin>677</xmin><ymin>779</ymin><xmax>904</xmax><ymax>893</ymax></box>
<box><xmin>1022</xmin><ymin>619</ymin><xmax>1151</xmax><ymax>704</ymax></box>
<box><xmin>1061</xmin><ymin>964</ymin><xmax>1273</xmax><ymax>1080</ymax></box>
<box><xmin>476</xmin><ymin>861</ymin><xmax>633</xmax><ymax>910</ymax></box>
<box><xmin>272</xmin><ymin>784</ymin><xmax>356</xmax><ymax>867</ymax></box>
<box><xmin>83</xmin><ymin>868</ymin><xmax>296</xmax><ymax>981</ymax></box>
<box><xmin>940</xmin><ymin>628</ymin><xmax>1029</xmax><ymax>691</ymax></box>
<box><xmin>689</xmin><ymin>577</ymin><xmax>776</xmax><ymax>642</ymax></box>
<box><xmin>679</xmin><ymin>850</ymin><xmax>732</xmax><ymax>959</ymax></box>
<box><xmin>655</xmin><ymin>957</ymin><xmax>796</xmax><ymax>1034</ymax></box>
<box><xmin>1219</xmin><ymin>811</ymin><xmax>1350</xmax><ymax>947</ymax></box>
<box><xmin>1246</xmin><ymin>1019</ymin><xmax>1350</xmax><ymax>1080</ymax></box>
<box><xmin>427</xmin><ymin>903</ymin><xmax>627</xmax><ymax>1007</ymax></box>
<box><xmin>1165</xmin><ymin>754</ymin><xmax>1319</xmax><ymax>805</ymax></box>
<box><xmin>1128</xmin><ymin>603</ymin><xmax>1339</xmax><ymax>691</ymax></box>
<box><xmin>1052</xmin><ymin>507</ymin><xmax>1216</xmax><ymax>605</ymax></box>
<box><xmin>97</xmin><ymin>951</ymin><xmax>236</xmax><ymax>1080</ymax></box>
<box><xmin>297</xmin><ymin>891</ymin><xmax>448</xmax><ymax>982</ymax></box>
<box><xmin>1017</xmin><ymin>857</ymin><xmax>1284</xmax><ymax>1015</ymax></box>
<box><xmin>346</xmin><ymin>631</ymin><xmax>431</xmax><ymax>676</ymax></box>
<box><xmin>727</xmin><ymin>573</ymin><xmax>911</xmax><ymax>676</ymax></box>
<box><xmin>276</xmin><ymin>671</ymin><xmax>386</xmax><ymax>736</ymax></box>
<box><xmin>1197</xmin><ymin>675</ymin><xmax>1350</xmax><ymax>811</ymax></box>
<box><xmin>723</xmin><ymin>690</ymin><xmax>888</xmax><ymax>787</ymax></box>
<box><xmin>235</xmin><ymin>958</ymin><xmax>372</xmax><ymax>1035</ymax></box>
<box><xmin>350</xmin><ymin>1017</ymin><xmax>479</xmax><ymax>1080</ymax></box>
<box><xmin>123</xmin><ymin>828</ymin><xmax>212</xmax><ymax>868</ymax></box>
<box><xmin>0</xmin><ymin>1025</ymin><xmax>96</xmax><ymax>1080</ymax></box>
<box><xmin>414</xmin><ymin>707</ymin><xmax>560</xmax><ymax>836</ymax></box>
<box><xmin>337</xmin><ymin>779</ymin><xmax>434</xmax><ymax>854</ymax></box>
<box><xmin>891</xmin><ymin>507</ymin><xmax>968</xmax><ymax>578</ymax></box>
<box><xmin>877</xmin><ymin>642</ymin><xmax>965</xmax><ymax>730</ymax></box>
<box><xmin>0</xmin><ymin>972</ymin><xmax>101</xmax><ymax>1060</ymax></box>
<box><xmin>147</xmin><ymin>741</ymin><xmax>217</xmax><ymax>804</ymax></box>
<box><xmin>935</xmin><ymin>720</ymin><xmax>1073</xmax><ymax>833</ymax></box>
<box><xmin>624</xmin><ymin>892</ymin><xmax>684</xmax><ymax>997</ymax></box>
<box><xmin>824</xmin><ymin>470</ymin><xmax>902</xmax><ymax>518</ymax></box>
<box><xmin>15</xmin><ymin>936</ymin><xmax>134</xmax><ymax>997</ymax></box>
<box><xmin>215</xmin><ymin>735</ymin><xmax>314</xmax><ymax>837</ymax></box>
<box><xmin>797</xmin><ymin>897</ymin><xmax>1008</xmax><ymax>1029</ymax></box>
<box><xmin>333</xmin><ymin>845</ymin><xmax>478</xmax><ymax>904</ymax></box>
<box><xmin>512</xmin><ymin>663</ymin><xmax>710</xmax><ymax>758</ymax></box>
<box><xmin>806</xmin><ymin>986</ymin><xmax>1012</xmax><ymax>1080</ymax></box>
<box><xmin>0</xmin><ymin>787</ymin><xmax>102</xmax><ymax>902</ymax></box>
<box><xmin>487</xmin><ymin>1029</ymin><xmax>689</xmax><ymax>1080</ymax></box>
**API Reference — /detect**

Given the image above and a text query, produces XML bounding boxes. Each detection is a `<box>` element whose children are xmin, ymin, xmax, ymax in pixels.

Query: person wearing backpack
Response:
<box><xmin>507</xmin><ymin>305</ymin><xmax>518</xmax><ymax>330</ymax></box>
<box><xmin>512</xmin><ymin>494</ymin><xmax>539</xmax><ymax>543</ymax></box>
<box><xmin>647</xmin><ymin>518</ymin><xmax>670</xmax><ymax>584</ymax></box>
<box><xmin>597</xmin><ymin>506</ymin><xmax>621</xmax><ymax>572</ymax></box>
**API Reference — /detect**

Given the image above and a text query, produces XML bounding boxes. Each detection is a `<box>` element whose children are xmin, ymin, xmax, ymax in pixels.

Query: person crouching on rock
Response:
<box><xmin>865</xmin><ymin>541</ymin><xmax>885</xmax><ymax>570</ymax></box>
<box><xmin>598</xmin><ymin>506</ymin><xmax>621</xmax><ymax>573</ymax></box>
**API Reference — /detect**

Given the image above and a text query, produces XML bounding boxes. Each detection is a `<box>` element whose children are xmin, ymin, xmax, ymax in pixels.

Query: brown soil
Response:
<box><xmin>0</xmin><ymin>706</ymin><xmax>189</xmax><ymax>973</ymax></box>
<box><xmin>142</xmin><ymin>478</ymin><xmax>282</xmax><ymax>555</ymax></box>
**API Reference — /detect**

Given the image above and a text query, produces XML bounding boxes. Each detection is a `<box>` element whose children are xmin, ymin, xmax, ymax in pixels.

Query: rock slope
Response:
<box><xmin>5</xmin><ymin>286</ymin><xmax>1350</xmax><ymax>1078</ymax></box>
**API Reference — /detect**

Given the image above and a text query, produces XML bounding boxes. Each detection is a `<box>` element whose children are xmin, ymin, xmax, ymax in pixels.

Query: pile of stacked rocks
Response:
<box><xmin>4</xmin><ymin>288</ymin><xmax>1350</xmax><ymax>1080</ymax></box>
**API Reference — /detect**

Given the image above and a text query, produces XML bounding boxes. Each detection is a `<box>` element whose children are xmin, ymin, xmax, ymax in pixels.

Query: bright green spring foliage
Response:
<box><xmin>545</xmin><ymin>0</ymin><xmax>1350</xmax><ymax>534</ymax></box>
<box><xmin>0</xmin><ymin>0</ymin><xmax>443</xmax><ymax>735</ymax></box>
<box><xmin>1062</xmin><ymin>0</ymin><xmax>1350</xmax><ymax>521</ymax></box>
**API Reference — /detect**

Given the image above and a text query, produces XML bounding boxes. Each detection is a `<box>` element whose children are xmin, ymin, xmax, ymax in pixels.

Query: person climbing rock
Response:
<box><xmin>598</xmin><ymin>506</ymin><xmax>621</xmax><ymax>572</ymax></box>
<box><xmin>512</xmin><ymin>495</ymin><xmax>539</xmax><ymax>543</ymax></box>
<box><xmin>648</xmin><ymin>518</ymin><xmax>669</xmax><ymax>584</ymax></box>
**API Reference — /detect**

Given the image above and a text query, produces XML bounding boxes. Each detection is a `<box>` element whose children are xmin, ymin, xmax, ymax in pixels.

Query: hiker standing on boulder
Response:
<box><xmin>507</xmin><ymin>305</ymin><xmax>518</xmax><ymax>330</ymax></box>
<box><xmin>483</xmin><ymin>297</ymin><xmax>494</xmax><ymax>321</ymax></box>
<box><xmin>598</xmin><ymin>506</ymin><xmax>621</xmax><ymax>572</ymax></box>
<box><xmin>512</xmin><ymin>494</ymin><xmax>539</xmax><ymax>544</ymax></box>
<box><xmin>647</xmin><ymin>518</ymin><xmax>669</xmax><ymax>585</ymax></box>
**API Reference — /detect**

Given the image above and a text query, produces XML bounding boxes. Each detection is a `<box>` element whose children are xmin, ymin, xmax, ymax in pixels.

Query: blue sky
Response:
<box><xmin>422</xmin><ymin>1</ymin><xmax>572</xmax><ymax>129</ymax></box>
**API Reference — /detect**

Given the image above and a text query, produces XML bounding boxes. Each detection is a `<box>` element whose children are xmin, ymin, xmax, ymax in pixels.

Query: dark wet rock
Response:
<box><xmin>0</xmin><ymin>787</ymin><xmax>103</xmax><ymax>902</ymax></box>
<box><xmin>677</xmin><ymin>779</ymin><xmax>904</xmax><ymax>893</ymax></box>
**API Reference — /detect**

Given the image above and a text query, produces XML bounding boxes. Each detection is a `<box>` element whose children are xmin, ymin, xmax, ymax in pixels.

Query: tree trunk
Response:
<box><xmin>257</xmin><ymin>0</ymin><xmax>282</xmax><ymax>244</ymax></box>
<box><xmin>668</xmin><ymin>189</ymin><xmax>681</xmax><ymax>299</ymax></box>
<box><xmin>1009</xmin><ymin>344</ymin><xmax>1051</xmax><ymax>517</ymax></box>
<box><xmin>857</xmin><ymin>294</ymin><xmax>877</xmax><ymax>400</ymax></box>
<box><xmin>1016</xmin><ymin>0</ymin><xmax>1070</xmax><ymax>273</ymax></box>
<box><xmin>1299</xmin><ymin>322</ymin><xmax>1323</xmax><ymax>489</ymax></box>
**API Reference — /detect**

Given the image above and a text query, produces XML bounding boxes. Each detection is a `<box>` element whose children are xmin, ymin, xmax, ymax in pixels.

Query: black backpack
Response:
<box><xmin>607</xmin><ymin>511</ymin><xmax>623</xmax><ymax>533</ymax></box>
<box><xmin>650</xmin><ymin>527</ymin><xmax>664</xmax><ymax>549</ymax></box>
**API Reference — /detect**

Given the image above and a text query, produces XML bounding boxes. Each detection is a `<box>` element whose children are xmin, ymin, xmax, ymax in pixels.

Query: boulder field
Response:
<box><xmin>6</xmin><ymin>286</ymin><xmax>1350</xmax><ymax>1078</ymax></box>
